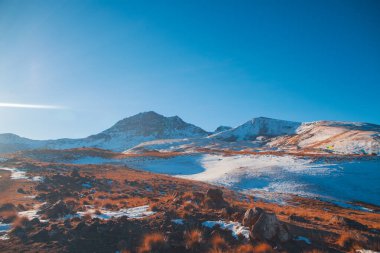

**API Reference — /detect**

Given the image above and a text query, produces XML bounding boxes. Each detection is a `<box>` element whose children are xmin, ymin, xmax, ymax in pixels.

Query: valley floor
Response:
<box><xmin>0</xmin><ymin>154</ymin><xmax>379</xmax><ymax>252</ymax></box>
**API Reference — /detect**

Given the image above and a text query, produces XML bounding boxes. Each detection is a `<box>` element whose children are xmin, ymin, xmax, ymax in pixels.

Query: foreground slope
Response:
<box><xmin>0</xmin><ymin>157</ymin><xmax>379</xmax><ymax>252</ymax></box>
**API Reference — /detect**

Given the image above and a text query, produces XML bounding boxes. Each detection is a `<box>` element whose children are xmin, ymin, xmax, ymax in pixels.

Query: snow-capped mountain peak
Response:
<box><xmin>211</xmin><ymin>117</ymin><xmax>301</xmax><ymax>141</ymax></box>
<box><xmin>1</xmin><ymin>113</ymin><xmax>379</xmax><ymax>155</ymax></box>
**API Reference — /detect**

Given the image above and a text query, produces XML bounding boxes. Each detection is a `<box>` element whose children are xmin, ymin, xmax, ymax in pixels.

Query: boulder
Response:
<box><xmin>17</xmin><ymin>188</ymin><xmax>26</xmax><ymax>194</ymax></box>
<box><xmin>30</xmin><ymin>228</ymin><xmax>49</xmax><ymax>242</ymax></box>
<box><xmin>242</xmin><ymin>207</ymin><xmax>263</xmax><ymax>227</ymax></box>
<box><xmin>204</xmin><ymin>188</ymin><xmax>229</xmax><ymax>209</ymax></box>
<box><xmin>243</xmin><ymin>208</ymin><xmax>291</xmax><ymax>243</ymax></box>
<box><xmin>206</xmin><ymin>188</ymin><xmax>223</xmax><ymax>200</ymax></box>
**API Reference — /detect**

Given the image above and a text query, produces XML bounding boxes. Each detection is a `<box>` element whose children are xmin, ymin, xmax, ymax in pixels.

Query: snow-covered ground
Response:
<box><xmin>47</xmin><ymin>152</ymin><xmax>380</xmax><ymax>208</ymax></box>
<box><xmin>124</xmin><ymin>154</ymin><xmax>380</xmax><ymax>208</ymax></box>
<box><xmin>0</xmin><ymin>222</ymin><xmax>11</xmax><ymax>240</ymax></box>
<box><xmin>77</xmin><ymin>205</ymin><xmax>155</xmax><ymax>220</ymax></box>
<box><xmin>202</xmin><ymin>220</ymin><xmax>250</xmax><ymax>239</ymax></box>
<box><xmin>0</xmin><ymin>167</ymin><xmax>44</xmax><ymax>182</ymax></box>
<box><xmin>0</xmin><ymin>167</ymin><xmax>28</xmax><ymax>180</ymax></box>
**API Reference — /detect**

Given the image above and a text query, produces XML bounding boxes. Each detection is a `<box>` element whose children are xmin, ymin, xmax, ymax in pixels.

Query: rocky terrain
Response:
<box><xmin>0</xmin><ymin>155</ymin><xmax>379</xmax><ymax>253</ymax></box>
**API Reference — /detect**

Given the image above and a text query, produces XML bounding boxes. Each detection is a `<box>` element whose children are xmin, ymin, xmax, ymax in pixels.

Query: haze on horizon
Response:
<box><xmin>0</xmin><ymin>0</ymin><xmax>379</xmax><ymax>139</ymax></box>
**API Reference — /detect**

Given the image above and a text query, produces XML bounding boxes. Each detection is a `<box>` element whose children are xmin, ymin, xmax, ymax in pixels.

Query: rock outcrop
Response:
<box><xmin>242</xmin><ymin>208</ymin><xmax>291</xmax><ymax>243</ymax></box>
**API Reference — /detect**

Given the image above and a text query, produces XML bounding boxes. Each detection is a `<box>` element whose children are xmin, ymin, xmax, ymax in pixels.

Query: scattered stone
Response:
<box><xmin>38</xmin><ymin>200</ymin><xmax>75</xmax><ymax>219</ymax></box>
<box><xmin>289</xmin><ymin>214</ymin><xmax>310</xmax><ymax>223</ymax></box>
<box><xmin>330</xmin><ymin>215</ymin><xmax>368</xmax><ymax>231</ymax></box>
<box><xmin>204</xmin><ymin>189</ymin><xmax>229</xmax><ymax>209</ymax></box>
<box><xmin>17</xmin><ymin>188</ymin><xmax>26</xmax><ymax>194</ymax></box>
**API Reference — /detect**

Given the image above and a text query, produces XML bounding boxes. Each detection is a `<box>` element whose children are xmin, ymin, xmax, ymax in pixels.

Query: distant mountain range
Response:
<box><xmin>1</xmin><ymin>111</ymin><xmax>379</xmax><ymax>155</ymax></box>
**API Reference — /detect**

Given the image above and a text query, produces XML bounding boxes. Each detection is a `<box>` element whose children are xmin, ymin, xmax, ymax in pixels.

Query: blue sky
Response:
<box><xmin>0</xmin><ymin>0</ymin><xmax>379</xmax><ymax>139</ymax></box>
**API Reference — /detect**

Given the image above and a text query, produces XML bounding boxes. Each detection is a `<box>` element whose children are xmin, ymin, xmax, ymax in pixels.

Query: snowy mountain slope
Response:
<box><xmin>1</xmin><ymin>113</ymin><xmax>379</xmax><ymax>155</ymax></box>
<box><xmin>46</xmin><ymin>111</ymin><xmax>210</xmax><ymax>151</ymax></box>
<box><xmin>0</xmin><ymin>112</ymin><xmax>210</xmax><ymax>153</ymax></box>
<box><xmin>126</xmin><ymin>118</ymin><xmax>380</xmax><ymax>155</ymax></box>
<box><xmin>268</xmin><ymin>121</ymin><xmax>380</xmax><ymax>154</ymax></box>
<box><xmin>0</xmin><ymin>133</ymin><xmax>45</xmax><ymax>153</ymax></box>
<box><xmin>213</xmin><ymin>126</ymin><xmax>232</xmax><ymax>134</ymax></box>
<box><xmin>210</xmin><ymin>117</ymin><xmax>301</xmax><ymax>141</ymax></box>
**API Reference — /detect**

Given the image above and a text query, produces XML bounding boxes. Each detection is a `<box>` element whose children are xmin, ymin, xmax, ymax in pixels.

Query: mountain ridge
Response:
<box><xmin>1</xmin><ymin>111</ymin><xmax>379</xmax><ymax>155</ymax></box>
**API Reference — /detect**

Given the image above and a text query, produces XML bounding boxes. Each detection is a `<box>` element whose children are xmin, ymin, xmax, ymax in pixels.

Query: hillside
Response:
<box><xmin>0</xmin><ymin>157</ymin><xmax>379</xmax><ymax>252</ymax></box>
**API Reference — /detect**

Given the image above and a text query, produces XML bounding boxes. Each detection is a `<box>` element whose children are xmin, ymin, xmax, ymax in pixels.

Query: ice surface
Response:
<box><xmin>130</xmin><ymin>154</ymin><xmax>380</xmax><ymax>207</ymax></box>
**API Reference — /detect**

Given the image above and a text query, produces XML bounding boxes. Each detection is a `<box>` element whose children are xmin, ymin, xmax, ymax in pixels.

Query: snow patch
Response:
<box><xmin>0</xmin><ymin>222</ymin><xmax>11</xmax><ymax>233</ymax></box>
<box><xmin>171</xmin><ymin>219</ymin><xmax>184</xmax><ymax>225</ymax></box>
<box><xmin>0</xmin><ymin>167</ymin><xmax>28</xmax><ymax>180</ymax></box>
<box><xmin>0</xmin><ymin>167</ymin><xmax>44</xmax><ymax>182</ymax></box>
<box><xmin>202</xmin><ymin>220</ymin><xmax>250</xmax><ymax>239</ymax></box>
<box><xmin>77</xmin><ymin>205</ymin><xmax>155</xmax><ymax>220</ymax></box>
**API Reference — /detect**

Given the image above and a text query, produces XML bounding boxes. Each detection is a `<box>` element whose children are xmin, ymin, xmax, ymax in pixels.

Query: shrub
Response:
<box><xmin>138</xmin><ymin>232</ymin><xmax>167</xmax><ymax>253</ymax></box>
<box><xmin>12</xmin><ymin>216</ymin><xmax>31</xmax><ymax>230</ymax></box>
<box><xmin>185</xmin><ymin>229</ymin><xmax>203</xmax><ymax>251</ymax></box>
<box><xmin>336</xmin><ymin>232</ymin><xmax>367</xmax><ymax>250</ymax></box>
<box><xmin>234</xmin><ymin>244</ymin><xmax>255</xmax><ymax>253</ymax></box>
<box><xmin>253</xmin><ymin>243</ymin><xmax>274</xmax><ymax>253</ymax></box>
<box><xmin>210</xmin><ymin>234</ymin><xmax>228</xmax><ymax>251</ymax></box>
<box><xmin>183</xmin><ymin>201</ymin><xmax>196</xmax><ymax>211</ymax></box>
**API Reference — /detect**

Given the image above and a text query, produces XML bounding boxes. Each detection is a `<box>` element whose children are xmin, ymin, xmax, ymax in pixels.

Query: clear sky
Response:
<box><xmin>0</xmin><ymin>0</ymin><xmax>379</xmax><ymax>139</ymax></box>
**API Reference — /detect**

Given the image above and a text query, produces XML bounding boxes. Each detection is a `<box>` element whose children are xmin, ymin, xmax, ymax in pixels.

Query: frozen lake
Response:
<box><xmin>127</xmin><ymin>155</ymin><xmax>380</xmax><ymax>207</ymax></box>
<box><xmin>71</xmin><ymin>154</ymin><xmax>380</xmax><ymax>208</ymax></box>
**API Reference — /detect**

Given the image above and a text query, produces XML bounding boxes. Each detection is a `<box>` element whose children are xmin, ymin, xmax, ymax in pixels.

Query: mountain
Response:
<box><xmin>0</xmin><ymin>112</ymin><xmax>209</xmax><ymax>153</ymax></box>
<box><xmin>49</xmin><ymin>111</ymin><xmax>209</xmax><ymax>151</ymax></box>
<box><xmin>129</xmin><ymin>117</ymin><xmax>380</xmax><ymax>155</ymax></box>
<box><xmin>0</xmin><ymin>133</ymin><xmax>44</xmax><ymax>153</ymax></box>
<box><xmin>268</xmin><ymin>120</ymin><xmax>380</xmax><ymax>155</ymax></box>
<box><xmin>213</xmin><ymin>126</ymin><xmax>232</xmax><ymax>134</ymax></box>
<box><xmin>210</xmin><ymin>117</ymin><xmax>302</xmax><ymax>141</ymax></box>
<box><xmin>1</xmin><ymin>113</ymin><xmax>379</xmax><ymax>155</ymax></box>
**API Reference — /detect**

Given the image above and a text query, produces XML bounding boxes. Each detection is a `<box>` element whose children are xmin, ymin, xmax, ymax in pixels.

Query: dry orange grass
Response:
<box><xmin>185</xmin><ymin>229</ymin><xmax>203</xmax><ymax>250</ymax></box>
<box><xmin>138</xmin><ymin>232</ymin><xmax>167</xmax><ymax>253</ymax></box>
<box><xmin>182</xmin><ymin>191</ymin><xmax>193</xmax><ymax>200</ymax></box>
<box><xmin>253</xmin><ymin>243</ymin><xmax>274</xmax><ymax>253</ymax></box>
<box><xmin>12</xmin><ymin>215</ymin><xmax>30</xmax><ymax>229</ymax></box>
<box><xmin>233</xmin><ymin>243</ymin><xmax>274</xmax><ymax>253</ymax></box>
<box><xmin>234</xmin><ymin>244</ymin><xmax>256</xmax><ymax>253</ymax></box>
<box><xmin>208</xmin><ymin>248</ymin><xmax>225</xmax><ymax>253</ymax></box>
<box><xmin>210</xmin><ymin>234</ymin><xmax>228</xmax><ymax>251</ymax></box>
<box><xmin>336</xmin><ymin>231</ymin><xmax>367</xmax><ymax>250</ymax></box>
